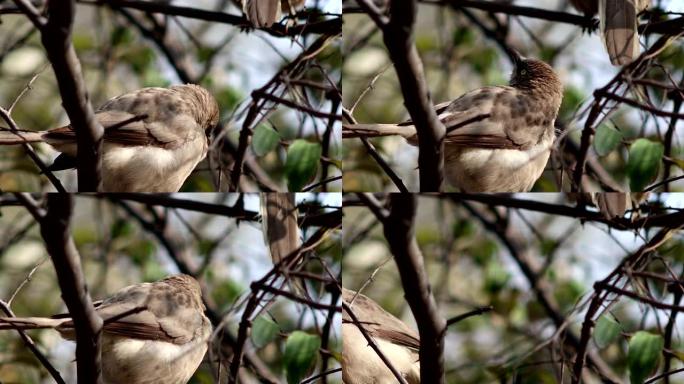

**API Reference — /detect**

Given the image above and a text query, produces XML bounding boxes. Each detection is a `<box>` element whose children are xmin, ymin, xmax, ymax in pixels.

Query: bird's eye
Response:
<box><xmin>520</xmin><ymin>69</ymin><xmax>527</xmax><ymax>75</ymax></box>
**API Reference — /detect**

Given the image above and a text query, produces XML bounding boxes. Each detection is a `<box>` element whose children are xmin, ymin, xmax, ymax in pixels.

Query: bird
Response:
<box><xmin>343</xmin><ymin>51</ymin><xmax>564</xmax><ymax>192</ymax></box>
<box><xmin>570</xmin><ymin>0</ymin><xmax>650</xmax><ymax>65</ymax></box>
<box><xmin>0</xmin><ymin>274</ymin><xmax>212</xmax><ymax>384</ymax></box>
<box><xmin>237</xmin><ymin>0</ymin><xmax>306</xmax><ymax>27</ymax></box>
<box><xmin>0</xmin><ymin>84</ymin><xmax>219</xmax><ymax>192</ymax></box>
<box><xmin>342</xmin><ymin>287</ymin><xmax>420</xmax><ymax>384</ymax></box>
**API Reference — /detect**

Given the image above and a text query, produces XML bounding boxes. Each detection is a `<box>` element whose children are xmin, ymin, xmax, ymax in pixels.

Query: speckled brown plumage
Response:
<box><xmin>0</xmin><ymin>274</ymin><xmax>212</xmax><ymax>384</ymax></box>
<box><xmin>343</xmin><ymin>54</ymin><xmax>564</xmax><ymax>192</ymax></box>
<box><xmin>342</xmin><ymin>288</ymin><xmax>421</xmax><ymax>384</ymax></box>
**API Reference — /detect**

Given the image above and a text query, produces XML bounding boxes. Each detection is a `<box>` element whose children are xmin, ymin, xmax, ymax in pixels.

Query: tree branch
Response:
<box><xmin>383</xmin><ymin>194</ymin><xmax>447</xmax><ymax>383</ymax></box>
<box><xmin>357</xmin><ymin>0</ymin><xmax>446</xmax><ymax>191</ymax></box>
<box><xmin>85</xmin><ymin>0</ymin><xmax>341</xmax><ymax>37</ymax></box>
<box><xmin>13</xmin><ymin>0</ymin><xmax>104</xmax><ymax>191</ymax></box>
<box><xmin>16</xmin><ymin>193</ymin><xmax>103</xmax><ymax>384</ymax></box>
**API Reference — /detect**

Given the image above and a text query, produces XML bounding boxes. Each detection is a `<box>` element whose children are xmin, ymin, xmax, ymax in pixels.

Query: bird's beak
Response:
<box><xmin>508</xmin><ymin>48</ymin><xmax>523</xmax><ymax>68</ymax></box>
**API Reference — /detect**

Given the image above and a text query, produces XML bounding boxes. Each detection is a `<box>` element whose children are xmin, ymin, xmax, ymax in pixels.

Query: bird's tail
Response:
<box><xmin>600</xmin><ymin>0</ymin><xmax>647</xmax><ymax>65</ymax></box>
<box><xmin>342</xmin><ymin>123</ymin><xmax>416</xmax><ymax>139</ymax></box>
<box><xmin>261</xmin><ymin>193</ymin><xmax>307</xmax><ymax>296</ymax></box>
<box><xmin>0</xmin><ymin>130</ymin><xmax>44</xmax><ymax>144</ymax></box>
<box><xmin>0</xmin><ymin>316</ymin><xmax>67</xmax><ymax>330</ymax></box>
<box><xmin>243</xmin><ymin>0</ymin><xmax>280</xmax><ymax>27</ymax></box>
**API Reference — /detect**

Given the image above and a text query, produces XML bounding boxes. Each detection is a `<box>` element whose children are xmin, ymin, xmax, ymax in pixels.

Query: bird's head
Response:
<box><xmin>508</xmin><ymin>50</ymin><xmax>563</xmax><ymax>101</ymax></box>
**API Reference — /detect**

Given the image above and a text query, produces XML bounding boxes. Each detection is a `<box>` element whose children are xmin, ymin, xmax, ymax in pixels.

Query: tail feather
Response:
<box><xmin>244</xmin><ymin>0</ymin><xmax>280</xmax><ymax>27</ymax></box>
<box><xmin>342</xmin><ymin>123</ymin><xmax>416</xmax><ymax>139</ymax></box>
<box><xmin>0</xmin><ymin>130</ymin><xmax>44</xmax><ymax>144</ymax></box>
<box><xmin>0</xmin><ymin>316</ymin><xmax>67</xmax><ymax>330</ymax></box>
<box><xmin>600</xmin><ymin>0</ymin><xmax>641</xmax><ymax>65</ymax></box>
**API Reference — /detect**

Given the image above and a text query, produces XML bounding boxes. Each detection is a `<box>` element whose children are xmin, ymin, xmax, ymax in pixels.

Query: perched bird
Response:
<box><xmin>342</xmin><ymin>287</ymin><xmax>420</xmax><ymax>384</ymax></box>
<box><xmin>0</xmin><ymin>274</ymin><xmax>212</xmax><ymax>384</ymax></box>
<box><xmin>237</xmin><ymin>0</ymin><xmax>306</xmax><ymax>27</ymax></box>
<box><xmin>570</xmin><ymin>0</ymin><xmax>650</xmax><ymax>65</ymax></box>
<box><xmin>0</xmin><ymin>84</ymin><xmax>219</xmax><ymax>192</ymax></box>
<box><xmin>343</xmin><ymin>51</ymin><xmax>563</xmax><ymax>192</ymax></box>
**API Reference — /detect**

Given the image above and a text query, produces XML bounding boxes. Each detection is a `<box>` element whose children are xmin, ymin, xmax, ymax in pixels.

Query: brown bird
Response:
<box><xmin>343</xmin><ymin>51</ymin><xmax>563</xmax><ymax>192</ymax></box>
<box><xmin>342</xmin><ymin>287</ymin><xmax>420</xmax><ymax>384</ymax></box>
<box><xmin>237</xmin><ymin>0</ymin><xmax>306</xmax><ymax>27</ymax></box>
<box><xmin>570</xmin><ymin>0</ymin><xmax>650</xmax><ymax>65</ymax></box>
<box><xmin>0</xmin><ymin>84</ymin><xmax>219</xmax><ymax>192</ymax></box>
<box><xmin>0</xmin><ymin>274</ymin><xmax>212</xmax><ymax>384</ymax></box>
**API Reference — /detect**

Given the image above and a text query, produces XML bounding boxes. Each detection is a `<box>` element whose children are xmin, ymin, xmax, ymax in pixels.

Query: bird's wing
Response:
<box><xmin>399</xmin><ymin>87</ymin><xmax>548</xmax><ymax>150</ymax></box>
<box><xmin>373</xmin><ymin>327</ymin><xmax>421</xmax><ymax>351</ymax></box>
<box><xmin>43</xmin><ymin>86</ymin><xmax>207</xmax><ymax>158</ymax></box>
<box><xmin>438</xmin><ymin>86</ymin><xmax>552</xmax><ymax>150</ymax></box>
<box><xmin>42</xmin><ymin>110</ymin><xmax>192</xmax><ymax>151</ymax></box>
<box><xmin>342</xmin><ymin>288</ymin><xmax>421</xmax><ymax>350</ymax></box>
<box><xmin>51</xmin><ymin>304</ymin><xmax>184</xmax><ymax>343</ymax></box>
<box><xmin>90</xmin><ymin>283</ymin><xmax>197</xmax><ymax>344</ymax></box>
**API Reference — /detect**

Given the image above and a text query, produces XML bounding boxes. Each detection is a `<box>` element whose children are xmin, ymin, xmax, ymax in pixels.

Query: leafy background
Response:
<box><xmin>342</xmin><ymin>0</ymin><xmax>684</xmax><ymax>192</ymax></box>
<box><xmin>0</xmin><ymin>193</ymin><xmax>342</xmax><ymax>383</ymax></box>
<box><xmin>343</xmin><ymin>194</ymin><xmax>684</xmax><ymax>383</ymax></box>
<box><xmin>0</xmin><ymin>0</ymin><xmax>342</xmax><ymax>192</ymax></box>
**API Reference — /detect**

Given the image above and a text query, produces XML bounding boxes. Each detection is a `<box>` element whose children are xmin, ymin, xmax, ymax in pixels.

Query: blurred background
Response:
<box><xmin>0</xmin><ymin>0</ymin><xmax>342</xmax><ymax>192</ymax></box>
<box><xmin>343</xmin><ymin>193</ymin><xmax>684</xmax><ymax>383</ymax></box>
<box><xmin>0</xmin><ymin>193</ymin><xmax>342</xmax><ymax>383</ymax></box>
<box><xmin>342</xmin><ymin>0</ymin><xmax>684</xmax><ymax>192</ymax></box>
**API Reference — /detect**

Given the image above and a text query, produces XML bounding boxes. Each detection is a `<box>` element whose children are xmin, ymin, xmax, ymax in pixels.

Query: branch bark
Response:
<box><xmin>357</xmin><ymin>0</ymin><xmax>446</xmax><ymax>191</ymax></box>
<box><xmin>13</xmin><ymin>0</ymin><xmax>104</xmax><ymax>191</ymax></box>
<box><xmin>16</xmin><ymin>193</ymin><xmax>103</xmax><ymax>384</ymax></box>
<box><xmin>383</xmin><ymin>194</ymin><xmax>447</xmax><ymax>383</ymax></box>
<box><xmin>571</xmin><ymin>227</ymin><xmax>677</xmax><ymax>383</ymax></box>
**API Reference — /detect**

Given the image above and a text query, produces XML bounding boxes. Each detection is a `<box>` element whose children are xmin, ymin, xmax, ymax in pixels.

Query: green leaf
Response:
<box><xmin>210</xmin><ymin>280</ymin><xmax>242</xmax><ymax>311</ymax></box>
<box><xmin>72</xmin><ymin>34</ymin><xmax>95</xmax><ymax>52</ymax></box>
<box><xmin>471</xmin><ymin>47</ymin><xmax>497</xmax><ymax>75</ymax></box>
<box><xmin>559</xmin><ymin>87</ymin><xmax>584</xmax><ymax>120</ymax></box>
<box><xmin>283</xmin><ymin>331</ymin><xmax>320</xmax><ymax>384</ymax></box>
<box><xmin>628</xmin><ymin>331</ymin><xmax>664</xmax><ymax>384</ymax></box>
<box><xmin>197</xmin><ymin>46</ymin><xmax>215</xmax><ymax>63</ymax></box>
<box><xmin>594</xmin><ymin>124</ymin><xmax>622</xmax><ymax>156</ymax></box>
<box><xmin>122</xmin><ymin>47</ymin><xmax>155</xmax><ymax>74</ymax></box>
<box><xmin>252</xmin><ymin>125</ymin><xmax>280</xmax><ymax>156</ymax></box>
<box><xmin>251</xmin><ymin>316</ymin><xmax>279</xmax><ymax>348</ymax></box>
<box><xmin>484</xmin><ymin>259</ymin><xmax>510</xmax><ymax>293</ymax></box>
<box><xmin>594</xmin><ymin>315</ymin><xmax>621</xmax><ymax>349</ymax></box>
<box><xmin>110</xmin><ymin>219</ymin><xmax>134</xmax><ymax>239</ymax></box>
<box><xmin>215</xmin><ymin>87</ymin><xmax>243</xmax><ymax>110</ymax></box>
<box><xmin>471</xmin><ymin>239</ymin><xmax>498</xmax><ymax>266</ymax></box>
<box><xmin>452</xmin><ymin>27</ymin><xmax>475</xmax><ymax>46</ymax></box>
<box><xmin>127</xmin><ymin>240</ymin><xmax>156</xmax><ymax>265</ymax></box>
<box><xmin>626</xmin><ymin>139</ymin><xmax>664</xmax><ymax>191</ymax></box>
<box><xmin>142</xmin><ymin>67</ymin><xmax>171</xmax><ymax>88</ymax></box>
<box><xmin>110</xmin><ymin>26</ymin><xmax>134</xmax><ymax>47</ymax></box>
<box><xmin>553</xmin><ymin>280</ymin><xmax>583</xmax><ymax>311</ymax></box>
<box><xmin>670</xmin><ymin>157</ymin><xmax>684</xmax><ymax>171</ymax></box>
<box><xmin>285</xmin><ymin>140</ymin><xmax>321</xmax><ymax>191</ymax></box>
<box><xmin>452</xmin><ymin>220</ymin><xmax>475</xmax><ymax>238</ymax></box>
